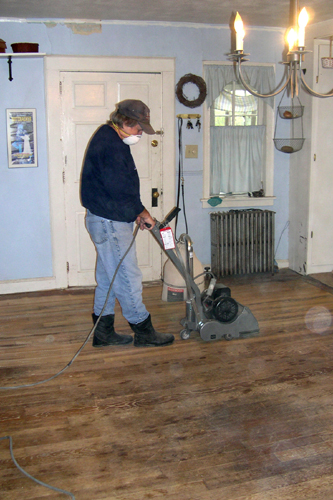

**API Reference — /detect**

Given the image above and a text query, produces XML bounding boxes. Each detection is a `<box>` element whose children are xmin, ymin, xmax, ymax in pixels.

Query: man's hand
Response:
<box><xmin>136</xmin><ymin>208</ymin><xmax>156</xmax><ymax>230</ymax></box>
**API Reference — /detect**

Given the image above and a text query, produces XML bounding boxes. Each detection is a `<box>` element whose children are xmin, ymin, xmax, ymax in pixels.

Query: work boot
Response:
<box><xmin>92</xmin><ymin>313</ymin><xmax>133</xmax><ymax>347</ymax></box>
<box><xmin>129</xmin><ymin>314</ymin><xmax>174</xmax><ymax>347</ymax></box>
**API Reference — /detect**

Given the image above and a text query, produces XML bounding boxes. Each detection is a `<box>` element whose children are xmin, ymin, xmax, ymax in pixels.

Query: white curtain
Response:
<box><xmin>204</xmin><ymin>64</ymin><xmax>275</xmax><ymax>109</ymax></box>
<box><xmin>210</xmin><ymin>125</ymin><xmax>266</xmax><ymax>194</ymax></box>
<box><xmin>214</xmin><ymin>85</ymin><xmax>258</xmax><ymax>113</ymax></box>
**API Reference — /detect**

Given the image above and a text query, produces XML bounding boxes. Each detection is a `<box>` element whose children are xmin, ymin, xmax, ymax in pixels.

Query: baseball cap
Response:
<box><xmin>116</xmin><ymin>99</ymin><xmax>155</xmax><ymax>135</ymax></box>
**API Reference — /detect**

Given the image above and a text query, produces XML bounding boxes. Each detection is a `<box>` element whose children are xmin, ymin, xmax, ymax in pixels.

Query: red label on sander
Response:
<box><xmin>160</xmin><ymin>226</ymin><xmax>176</xmax><ymax>250</ymax></box>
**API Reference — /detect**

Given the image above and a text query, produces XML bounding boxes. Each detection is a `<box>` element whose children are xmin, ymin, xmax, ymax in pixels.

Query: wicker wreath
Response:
<box><xmin>175</xmin><ymin>73</ymin><xmax>207</xmax><ymax>108</ymax></box>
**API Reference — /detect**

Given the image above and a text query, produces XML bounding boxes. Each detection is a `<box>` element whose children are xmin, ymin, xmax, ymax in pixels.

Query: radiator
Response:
<box><xmin>210</xmin><ymin>210</ymin><xmax>275</xmax><ymax>277</ymax></box>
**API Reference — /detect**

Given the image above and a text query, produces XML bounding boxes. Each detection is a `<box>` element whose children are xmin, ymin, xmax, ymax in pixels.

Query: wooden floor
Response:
<box><xmin>310</xmin><ymin>271</ymin><xmax>333</xmax><ymax>289</ymax></box>
<box><xmin>1</xmin><ymin>269</ymin><xmax>333</xmax><ymax>499</ymax></box>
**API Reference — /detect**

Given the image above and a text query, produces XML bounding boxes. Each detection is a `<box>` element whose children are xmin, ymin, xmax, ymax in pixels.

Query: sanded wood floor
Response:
<box><xmin>1</xmin><ymin>269</ymin><xmax>333</xmax><ymax>499</ymax></box>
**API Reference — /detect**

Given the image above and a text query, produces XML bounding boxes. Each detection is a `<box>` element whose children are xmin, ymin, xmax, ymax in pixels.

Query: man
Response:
<box><xmin>81</xmin><ymin>99</ymin><xmax>174</xmax><ymax>348</ymax></box>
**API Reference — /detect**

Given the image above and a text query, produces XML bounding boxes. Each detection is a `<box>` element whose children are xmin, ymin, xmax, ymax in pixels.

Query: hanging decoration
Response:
<box><xmin>273</xmin><ymin>88</ymin><xmax>305</xmax><ymax>154</ymax></box>
<box><xmin>175</xmin><ymin>73</ymin><xmax>207</xmax><ymax>108</ymax></box>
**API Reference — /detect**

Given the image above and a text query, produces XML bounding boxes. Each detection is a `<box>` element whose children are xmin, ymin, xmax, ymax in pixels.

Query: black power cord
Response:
<box><xmin>175</xmin><ymin>117</ymin><xmax>188</xmax><ymax>238</ymax></box>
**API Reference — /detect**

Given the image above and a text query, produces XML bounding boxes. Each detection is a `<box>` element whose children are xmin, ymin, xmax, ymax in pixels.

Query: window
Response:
<box><xmin>212</xmin><ymin>82</ymin><xmax>258</xmax><ymax>127</ymax></box>
<box><xmin>202</xmin><ymin>62</ymin><xmax>275</xmax><ymax>208</ymax></box>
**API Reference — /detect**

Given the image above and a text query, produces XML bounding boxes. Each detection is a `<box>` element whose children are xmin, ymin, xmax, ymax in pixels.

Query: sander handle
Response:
<box><xmin>144</xmin><ymin>207</ymin><xmax>180</xmax><ymax>229</ymax></box>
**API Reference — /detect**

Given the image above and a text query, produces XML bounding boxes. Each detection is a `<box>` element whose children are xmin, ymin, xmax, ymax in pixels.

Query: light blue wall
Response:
<box><xmin>0</xmin><ymin>54</ymin><xmax>52</xmax><ymax>280</ymax></box>
<box><xmin>0</xmin><ymin>20</ymin><xmax>290</xmax><ymax>281</ymax></box>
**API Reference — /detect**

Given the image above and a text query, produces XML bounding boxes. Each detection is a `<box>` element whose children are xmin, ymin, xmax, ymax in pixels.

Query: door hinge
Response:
<box><xmin>311</xmin><ymin>231</ymin><xmax>313</xmax><ymax>238</ymax></box>
<box><xmin>67</xmin><ymin>262</ymin><xmax>69</xmax><ymax>273</ymax></box>
<box><xmin>62</xmin><ymin>170</ymin><xmax>65</xmax><ymax>183</ymax></box>
<box><xmin>59</xmin><ymin>81</ymin><xmax>63</xmax><ymax>95</ymax></box>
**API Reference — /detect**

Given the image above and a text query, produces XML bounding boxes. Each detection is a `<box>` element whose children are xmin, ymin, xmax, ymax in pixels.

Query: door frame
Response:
<box><xmin>45</xmin><ymin>55</ymin><xmax>175</xmax><ymax>289</ymax></box>
<box><xmin>307</xmin><ymin>39</ymin><xmax>332</xmax><ymax>274</ymax></box>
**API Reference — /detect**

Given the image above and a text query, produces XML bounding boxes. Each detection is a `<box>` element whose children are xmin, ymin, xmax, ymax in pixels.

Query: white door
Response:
<box><xmin>61</xmin><ymin>71</ymin><xmax>164</xmax><ymax>286</ymax></box>
<box><xmin>308</xmin><ymin>40</ymin><xmax>333</xmax><ymax>273</ymax></box>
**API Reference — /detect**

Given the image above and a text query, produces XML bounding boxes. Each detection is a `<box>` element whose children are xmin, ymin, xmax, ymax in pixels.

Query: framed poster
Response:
<box><xmin>6</xmin><ymin>109</ymin><xmax>37</xmax><ymax>167</ymax></box>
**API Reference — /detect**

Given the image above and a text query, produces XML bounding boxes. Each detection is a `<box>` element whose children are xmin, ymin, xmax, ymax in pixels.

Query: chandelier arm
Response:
<box><xmin>237</xmin><ymin>59</ymin><xmax>292</xmax><ymax>98</ymax></box>
<box><xmin>298</xmin><ymin>65</ymin><xmax>333</xmax><ymax>98</ymax></box>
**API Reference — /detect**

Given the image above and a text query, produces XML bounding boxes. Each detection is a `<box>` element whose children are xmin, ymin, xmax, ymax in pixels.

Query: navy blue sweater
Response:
<box><xmin>80</xmin><ymin>125</ymin><xmax>145</xmax><ymax>222</ymax></box>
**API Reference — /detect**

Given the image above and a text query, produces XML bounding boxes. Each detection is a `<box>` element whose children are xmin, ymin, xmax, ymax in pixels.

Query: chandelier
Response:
<box><xmin>229</xmin><ymin>2</ymin><xmax>333</xmax><ymax>99</ymax></box>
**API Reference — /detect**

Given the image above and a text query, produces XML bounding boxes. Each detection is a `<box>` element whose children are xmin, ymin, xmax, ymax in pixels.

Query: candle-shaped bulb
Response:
<box><xmin>298</xmin><ymin>7</ymin><xmax>309</xmax><ymax>47</ymax></box>
<box><xmin>234</xmin><ymin>12</ymin><xmax>245</xmax><ymax>51</ymax></box>
<box><xmin>287</xmin><ymin>28</ymin><xmax>297</xmax><ymax>52</ymax></box>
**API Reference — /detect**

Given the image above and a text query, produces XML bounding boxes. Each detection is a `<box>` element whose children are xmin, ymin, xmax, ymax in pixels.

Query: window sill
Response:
<box><xmin>201</xmin><ymin>196</ymin><xmax>276</xmax><ymax>209</ymax></box>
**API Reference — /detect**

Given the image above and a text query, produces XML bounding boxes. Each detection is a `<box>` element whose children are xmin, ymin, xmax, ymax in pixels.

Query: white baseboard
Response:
<box><xmin>1</xmin><ymin>260</ymin><xmax>291</xmax><ymax>296</ymax></box>
<box><xmin>276</xmin><ymin>259</ymin><xmax>289</xmax><ymax>269</ymax></box>
<box><xmin>0</xmin><ymin>277</ymin><xmax>58</xmax><ymax>295</ymax></box>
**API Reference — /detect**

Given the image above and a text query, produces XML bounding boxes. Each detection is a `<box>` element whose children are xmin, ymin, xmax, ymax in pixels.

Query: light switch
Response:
<box><xmin>185</xmin><ymin>145</ymin><xmax>198</xmax><ymax>158</ymax></box>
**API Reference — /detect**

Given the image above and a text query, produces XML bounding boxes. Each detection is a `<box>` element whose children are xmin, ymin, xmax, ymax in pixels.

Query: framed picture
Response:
<box><xmin>6</xmin><ymin>109</ymin><xmax>37</xmax><ymax>167</ymax></box>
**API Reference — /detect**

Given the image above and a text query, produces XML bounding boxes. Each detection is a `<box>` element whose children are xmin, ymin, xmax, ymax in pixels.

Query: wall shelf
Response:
<box><xmin>0</xmin><ymin>53</ymin><xmax>46</xmax><ymax>81</ymax></box>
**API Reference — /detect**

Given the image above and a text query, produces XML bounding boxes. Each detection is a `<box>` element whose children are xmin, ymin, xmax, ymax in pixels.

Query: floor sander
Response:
<box><xmin>150</xmin><ymin>207</ymin><xmax>259</xmax><ymax>341</ymax></box>
<box><xmin>161</xmin><ymin>232</ymin><xmax>205</xmax><ymax>302</ymax></box>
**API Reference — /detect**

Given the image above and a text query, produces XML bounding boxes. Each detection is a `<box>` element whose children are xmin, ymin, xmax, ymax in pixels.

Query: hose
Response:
<box><xmin>0</xmin><ymin>224</ymin><xmax>139</xmax><ymax>391</ymax></box>
<box><xmin>0</xmin><ymin>225</ymin><xmax>141</xmax><ymax>498</ymax></box>
<box><xmin>0</xmin><ymin>436</ymin><xmax>75</xmax><ymax>499</ymax></box>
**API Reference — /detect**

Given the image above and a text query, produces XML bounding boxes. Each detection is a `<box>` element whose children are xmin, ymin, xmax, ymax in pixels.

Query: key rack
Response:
<box><xmin>0</xmin><ymin>53</ymin><xmax>45</xmax><ymax>81</ymax></box>
<box><xmin>176</xmin><ymin>114</ymin><xmax>201</xmax><ymax>119</ymax></box>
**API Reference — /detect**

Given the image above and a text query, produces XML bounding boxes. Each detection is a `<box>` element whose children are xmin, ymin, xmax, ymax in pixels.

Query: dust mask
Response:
<box><xmin>111</xmin><ymin>122</ymin><xmax>142</xmax><ymax>146</ymax></box>
<box><xmin>122</xmin><ymin>134</ymin><xmax>142</xmax><ymax>146</ymax></box>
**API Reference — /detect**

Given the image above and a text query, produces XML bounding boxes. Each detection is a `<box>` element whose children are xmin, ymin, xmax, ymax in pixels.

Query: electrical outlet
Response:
<box><xmin>185</xmin><ymin>145</ymin><xmax>198</xmax><ymax>158</ymax></box>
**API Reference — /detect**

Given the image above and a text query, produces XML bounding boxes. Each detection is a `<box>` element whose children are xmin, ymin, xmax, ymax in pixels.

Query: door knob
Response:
<box><xmin>151</xmin><ymin>140</ymin><xmax>158</xmax><ymax>147</ymax></box>
<box><xmin>152</xmin><ymin>188</ymin><xmax>160</xmax><ymax>207</ymax></box>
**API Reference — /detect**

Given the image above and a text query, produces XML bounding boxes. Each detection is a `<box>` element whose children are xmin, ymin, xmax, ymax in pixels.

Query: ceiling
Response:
<box><xmin>0</xmin><ymin>0</ymin><xmax>331</xmax><ymax>28</ymax></box>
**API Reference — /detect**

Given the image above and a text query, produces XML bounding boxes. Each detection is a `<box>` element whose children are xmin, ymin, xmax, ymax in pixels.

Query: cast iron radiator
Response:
<box><xmin>210</xmin><ymin>210</ymin><xmax>275</xmax><ymax>278</ymax></box>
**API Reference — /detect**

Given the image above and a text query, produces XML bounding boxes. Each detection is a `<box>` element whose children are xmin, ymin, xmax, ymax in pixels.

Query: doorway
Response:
<box><xmin>308</xmin><ymin>39</ymin><xmax>333</xmax><ymax>273</ymax></box>
<box><xmin>45</xmin><ymin>56</ymin><xmax>175</xmax><ymax>289</ymax></box>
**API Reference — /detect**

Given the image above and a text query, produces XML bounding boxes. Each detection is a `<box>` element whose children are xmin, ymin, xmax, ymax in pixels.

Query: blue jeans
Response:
<box><xmin>85</xmin><ymin>210</ymin><xmax>149</xmax><ymax>324</ymax></box>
